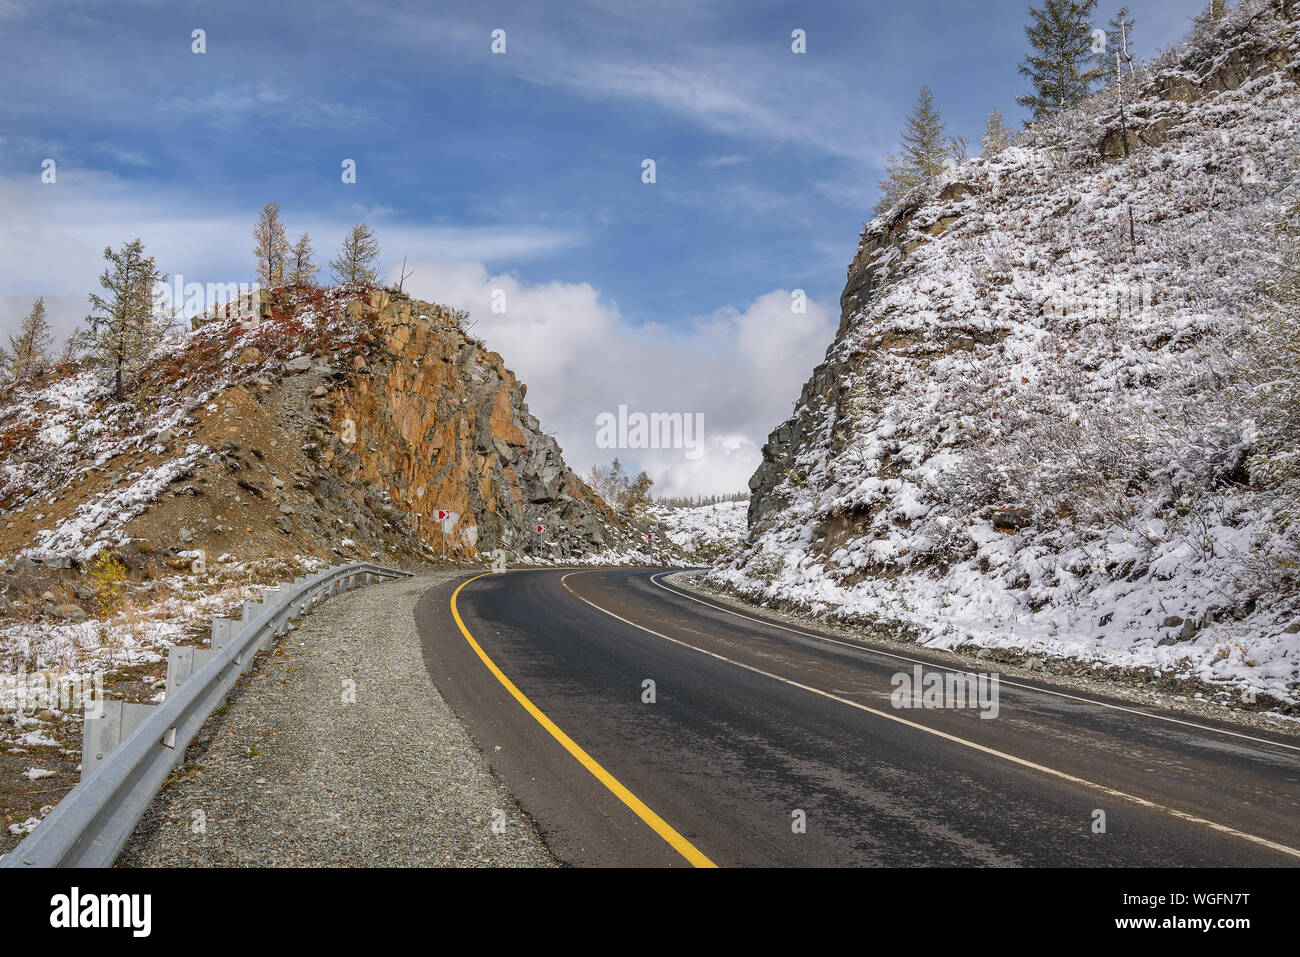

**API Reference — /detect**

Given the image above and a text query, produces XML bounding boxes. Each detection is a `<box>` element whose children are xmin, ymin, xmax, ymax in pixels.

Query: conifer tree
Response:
<box><xmin>982</xmin><ymin>108</ymin><xmax>1012</xmax><ymax>156</ymax></box>
<box><xmin>874</xmin><ymin>85</ymin><xmax>948</xmax><ymax>216</ymax></box>
<box><xmin>59</xmin><ymin>330</ymin><xmax>82</xmax><ymax>366</ymax></box>
<box><xmin>329</xmin><ymin>224</ymin><xmax>381</xmax><ymax>285</ymax></box>
<box><xmin>253</xmin><ymin>201</ymin><xmax>290</xmax><ymax>288</ymax></box>
<box><xmin>1194</xmin><ymin>0</ymin><xmax>1228</xmax><ymax>26</ymax></box>
<box><xmin>79</xmin><ymin>239</ymin><xmax>171</xmax><ymax>399</ymax></box>
<box><xmin>288</xmin><ymin>233</ymin><xmax>318</xmax><ymax>286</ymax></box>
<box><xmin>6</xmin><ymin>297</ymin><xmax>53</xmax><ymax>382</ymax></box>
<box><xmin>874</xmin><ymin>153</ymin><xmax>916</xmax><ymax>216</ymax></box>
<box><xmin>1017</xmin><ymin>0</ymin><xmax>1107</xmax><ymax>122</ymax></box>
<box><xmin>900</xmin><ymin>84</ymin><xmax>948</xmax><ymax>184</ymax></box>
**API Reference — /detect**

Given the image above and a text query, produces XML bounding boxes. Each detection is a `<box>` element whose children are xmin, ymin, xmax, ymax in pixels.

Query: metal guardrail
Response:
<box><xmin>0</xmin><ymin>561</ymin><xmax>412</xmax><ymax>868</ymax></box>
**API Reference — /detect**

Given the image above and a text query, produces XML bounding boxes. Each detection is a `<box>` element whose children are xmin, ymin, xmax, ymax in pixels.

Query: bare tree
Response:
<box><xmin>395</xmin><ymin>255</ymin><xmax>414</xmax><ymax>293</ymax></box>
<box><xmin>946</xmin><ymin>134</ymin><xmax>971</xmax><ymax>167</ymax></box>
<box><xmin>588</xmin><ymin>458</ymin><xmax>654</xmax><ymax>511</ymax></box>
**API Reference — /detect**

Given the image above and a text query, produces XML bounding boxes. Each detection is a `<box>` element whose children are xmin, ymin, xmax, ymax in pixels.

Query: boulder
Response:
<box><xmin>992</xmin><ymin>507</ymin><xmax>1033</xmax><ymax>532</ymax></box>
<box><xmin>52</xmin><ymin>604</ymin><xmax>87</xmax><ymax>622</ymax></box>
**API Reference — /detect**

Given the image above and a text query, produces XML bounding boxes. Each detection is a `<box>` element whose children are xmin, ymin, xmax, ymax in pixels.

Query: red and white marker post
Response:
<box><xmin>435</xmin><ymin>509</ymin><xmax>457</xmax><ymax>557</ymax></box>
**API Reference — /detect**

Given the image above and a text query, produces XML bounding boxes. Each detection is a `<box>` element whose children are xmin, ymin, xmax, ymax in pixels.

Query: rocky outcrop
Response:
<box><xmin>0</xmin><ymin>283</ymin><xmax>628</xmax><ymax>576</ymax></box>
<box><xmin>309</xmin><ymin>288</ymin><xmax>618</xmax><ymax>557</ymax></box>
<box><xmin>748</xmin><ymin>2</ymin><xmax>1300</xmax><ymax>537</ymax></box>
<box><xmin>1099</xmin><ymin>3</ymin><xmax>1300</xmax><ymax>159</ymax></box>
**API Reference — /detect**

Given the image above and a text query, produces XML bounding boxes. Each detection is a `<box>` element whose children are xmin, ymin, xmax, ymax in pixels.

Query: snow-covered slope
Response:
<box><xmin>715</xmin><ymin>3</ymin><xmax>1300</xmax><ymax>706</ymax></box>
<box><xmin>648</xmin><ymin>500</ymin><xmax>748</xmax><ymax>560</ymax></box>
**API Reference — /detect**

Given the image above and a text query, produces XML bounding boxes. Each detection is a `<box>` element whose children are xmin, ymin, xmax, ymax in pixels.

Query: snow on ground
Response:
<box><xmin>714</xmin><ymin>6</ymin><xmax>1300</xmax><ymax>705</ymax></box>
<box><xmin>0</xmin><ymin>555</ymin><xmax>327</xmax><ymax>680</ymax></box>
<box><xmin>23</xmin><ymin>446</ymin><xmax>207</xmax><ymax>561</ymax></box>
<box><xmin>0</xmin><ymin>286</ymin><xmax>369</xmax><ymax>560</ymax></box>
<box><xmin>648</xmin><ymin>501</ymin><xmax>748</xmax><ymax>559</ymax></box>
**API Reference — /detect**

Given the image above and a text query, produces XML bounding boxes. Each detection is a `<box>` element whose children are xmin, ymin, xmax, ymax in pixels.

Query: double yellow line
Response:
<box><xmin>450</xmin><ymin>574</ymin><xmax>716</xmax><ymax>868</ymax></box>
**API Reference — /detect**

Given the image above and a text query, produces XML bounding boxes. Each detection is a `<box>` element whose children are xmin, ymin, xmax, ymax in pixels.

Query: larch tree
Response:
<box><xmin>874</xmin><ymin>153</ymin><xmax>917</xmax><ymax>217</ymax></box>
<box><xmin>982</xmin><ymin>108</ymin><xmax>1012</xmax><ymax>156</ymax></box>
<box><xmin>253</xmin><ymin>201</ymin><xmax>290</xmax><ymax>288</ymax></box>
<box><xmin>874</xmin><ymin>85</ymin><xmax>948</xmax><ymax>217</ymax></box>
<box><xmin>6</xmin><ymin>296</ymin><xmax>54</xmax><ymax>382</ymax></box>
<box><xmin>288</xmin><ymin>233</ymin><xmax>318</xmax><ymax>286</ymax></box>
<box><xmin>329</xmin><ymin>224</ymin><xmax>381</xmax><ymax>285</ymax></box>
<box><xmin>900</xmin><ymin>84</ymin><xmax>948</xmax><ymax>184</ymax></box>
<box><xmin>1017</xmin><ymin>0</ymin><xmax>1107</xmax><ymax>122</ymax></box>
<box><xmin>80</xmin><ymin>239</ymin><xmax>172</xmax><ymax>400</ymax></box>
<box><xmin>59</xmin><ymin>330</ymin><xmax>82</xmax><ymax>366</ymax></box>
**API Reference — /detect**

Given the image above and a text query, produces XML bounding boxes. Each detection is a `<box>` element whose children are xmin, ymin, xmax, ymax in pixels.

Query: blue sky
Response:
<box><xmin>0</xmin><ymin>0</ymin><xmax>1206</xmax><ymax>495</ymax></box>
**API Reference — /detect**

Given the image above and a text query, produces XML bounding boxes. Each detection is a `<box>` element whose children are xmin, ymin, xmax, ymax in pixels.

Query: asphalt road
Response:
<box><xmin>415</xmin><ymin>567</ymin><xmax>1300</xmax><ymax>867</ymax></box>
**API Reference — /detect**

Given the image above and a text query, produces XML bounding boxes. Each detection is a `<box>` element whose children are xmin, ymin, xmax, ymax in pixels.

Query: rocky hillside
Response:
<box><xmin>718</xmin><ymin>2</ymin><xmax>1300</xmax><ymax>708</ymax></box>
<box><xmin>0</xmin><ymin>283</ymin><xmax>669</xmax><ymax>842</ymax></box>
<box><xmin>0</xmin><ymin>284</ymin><xmax>649</xmax><ymax>608</ymax></box>
<box><xmin>648</xmin><ymin>500</ymin><xmax>749</xmax><ymax>563</ymax></box>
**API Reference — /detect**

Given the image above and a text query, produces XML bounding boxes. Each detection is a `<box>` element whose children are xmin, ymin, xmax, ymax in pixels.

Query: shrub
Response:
<box><xmin>89</xmin><ymin>550</ymin><xmax>128</xmax><ymax>616</ymax></box>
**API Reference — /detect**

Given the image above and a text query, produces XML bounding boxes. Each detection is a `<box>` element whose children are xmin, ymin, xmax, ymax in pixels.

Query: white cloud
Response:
<box><xmin>703</xmin><ymin>154</ymin><xmax>751</xmax><ymax>168</ymax></box>
<box><xmin>0</xmin><ymin>162</ymin><xmax>833</xmax><ymax>498</ymax></box>
<box><xmin>407</xmin><ymin>262</ymin><xmax>835</xmax><ymax>497</ymax></box>
<box><xmin>0</xmin><ymin>176</ymin><xmax>582</xmax><ymax>340</ymax></box>
<box><xmin>163</xmin><ymin>81</ymin><xmax>375</xmax><ymax>131</ymax></box>
<box><xmin>377</xmin><ymin>5</ymin><xmax>892</xmax><ymax>163</ymax></box>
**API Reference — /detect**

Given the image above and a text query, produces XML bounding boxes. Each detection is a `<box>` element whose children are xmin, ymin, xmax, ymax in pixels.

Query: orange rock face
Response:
<box><xmin>303</xmin><ymin>290</ymin><xmax>619</xmax><ymax>559</ymax></box>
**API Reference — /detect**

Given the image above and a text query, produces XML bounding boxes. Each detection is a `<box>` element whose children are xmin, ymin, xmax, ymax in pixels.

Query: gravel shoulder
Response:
<box><xmin>118</xmin><ymin>571</ymin><xmax>557</xmax><ymax>867</ymax></box>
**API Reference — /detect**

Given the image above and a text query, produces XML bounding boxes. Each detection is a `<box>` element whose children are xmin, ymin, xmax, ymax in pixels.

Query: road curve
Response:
<box><xmin>415</xmin><ymin>567</ymin><xmax>1300</xmax><ymax>867</ymax></box>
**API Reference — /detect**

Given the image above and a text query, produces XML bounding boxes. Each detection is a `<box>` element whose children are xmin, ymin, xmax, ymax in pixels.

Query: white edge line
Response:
<box><xmin>647</xmin><ymin>571</ymin><xmax>1300</xmax><ymax>756</ymax></box>
<box><xmin>558</xmin><ymin>571</ymin><xmax>1300</xmax><ymax>861</ymax></box>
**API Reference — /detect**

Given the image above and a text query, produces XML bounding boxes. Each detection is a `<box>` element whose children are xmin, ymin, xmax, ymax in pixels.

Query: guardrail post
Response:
<box><xmin>166</xmin><ymin>646</ymin><xmax>216</xmax><ymax>696</ymax></box>
<box><xmin>164</xmin><ymin>647</ymin><xmax>215</xmax><ymax>766</ymax></box>
<box><xmin>81</xmin><ymin>699</ymin><xmax>156</xmax><ymax>781</ymax></box>
<box><xmin>262</xmin><ymin>589</ymin><xmax>287</xmax><ymax>635</ymax></box>
<box><xmin>211</xmin><ymin>617</ymin><xmax>236</xmax><ymax>650</ymax></box>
